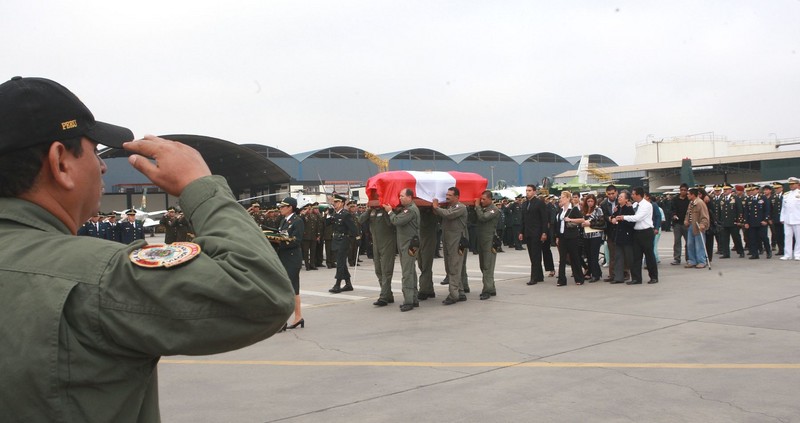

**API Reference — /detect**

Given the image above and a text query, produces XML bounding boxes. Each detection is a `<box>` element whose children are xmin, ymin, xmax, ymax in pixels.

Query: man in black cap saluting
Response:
<box><xmin>0</xmin><ymin>76</ymin><xmax>294</xmax><ymax>422</ymax></box>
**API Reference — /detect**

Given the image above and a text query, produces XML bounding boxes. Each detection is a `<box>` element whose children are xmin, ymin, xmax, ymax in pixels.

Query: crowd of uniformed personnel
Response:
<box><xmin>239</xmin><ymin>178</ymin><xmax>800</xmax><ymax>313</ymax></box>
<box><xmin>652</xmin><ymin>179</ymin><xmax>800</xmax><ymax>263</ymax></box>
<box><xmin>78</xmin><ymin>209</ymin><xmax>146</xmax><ymax>244</ymax></box>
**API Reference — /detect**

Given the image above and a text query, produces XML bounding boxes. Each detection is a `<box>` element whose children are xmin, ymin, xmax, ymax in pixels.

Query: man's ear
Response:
<box><xmin>47</xmin><ymin>142</ymin><xmax>77</xmax><ymax>190</ymax></box>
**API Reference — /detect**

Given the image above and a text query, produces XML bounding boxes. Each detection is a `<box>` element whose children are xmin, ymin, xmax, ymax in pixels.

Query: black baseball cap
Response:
<box><xmin>0</xmin><ymin>76</ymin><xmax>133</xmax><ymax>154</ymax></box>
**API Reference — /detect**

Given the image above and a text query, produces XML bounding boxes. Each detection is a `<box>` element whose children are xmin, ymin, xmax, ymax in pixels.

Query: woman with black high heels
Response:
<box><xmin>277</xmin><ymin>197</ymin><xmax>305</xmax><ymax>330</ymax></box>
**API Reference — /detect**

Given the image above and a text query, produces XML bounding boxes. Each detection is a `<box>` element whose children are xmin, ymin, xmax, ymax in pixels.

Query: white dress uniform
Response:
<box><xmin>779</xmin><ymin>178</ymin><xmax>800</xmax><ymax>260</ymax></box>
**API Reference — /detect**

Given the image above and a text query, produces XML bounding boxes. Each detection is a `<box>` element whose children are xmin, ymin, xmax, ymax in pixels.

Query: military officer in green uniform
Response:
<box><xmin>474</xmin><ymin>190</ymin><xmax>500</xmax><ymax>299</ymax></box>
<box><xmin>385</xmin><ymin>187</ymin><xmax>420</xmax><ymax>311</ymax></box>
<box><xmin>0</xmin><ymin>76</ymin><xmax>294</xmax><ymax>422</ymax></box>
<box><xmin>359</xmin><ymin>204</ymin><xmax>397</xmax><ymax>306</ymax></box>
<box><xmin>327</xmin><ymin>194</ymin><xmax>359</xmax><ymax>293</ymax></box>
<box><xmin>432</xmin><ymin>186</ymin><xmax>469</xmax><ymax>305</ymax></box>
<box><xmin>416</xmin><ymin>206</ymin><xmax>438</xmax><ymax>300</ymax></box>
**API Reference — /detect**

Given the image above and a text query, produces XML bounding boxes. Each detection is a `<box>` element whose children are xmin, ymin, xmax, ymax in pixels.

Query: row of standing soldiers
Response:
<box><xmin>77</xmin><ymin>210</ymin><xmax>146</xmax><ymax>244</ymax></box>
<box><xmin>670</xmin><ymin>182</ymin><xmax>785</xmax><ymax>259</ymax></box>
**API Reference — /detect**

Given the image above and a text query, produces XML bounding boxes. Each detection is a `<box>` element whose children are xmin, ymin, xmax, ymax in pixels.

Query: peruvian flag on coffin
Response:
<box><xmin>366</xmin><ymin>171</ymin><xmax>488</xmax><ymax>207</ymax></box>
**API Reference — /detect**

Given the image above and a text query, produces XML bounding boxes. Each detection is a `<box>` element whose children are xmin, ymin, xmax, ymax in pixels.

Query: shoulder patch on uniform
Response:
<box><xmin>129</xmin><ymin>242</ymin><xmax>201</xmax><ymax>268</ymax></box>
<box><xmin>403</xmin><ymin>209</ymin><xmax>408</xmax><ymax>213</ymax></box>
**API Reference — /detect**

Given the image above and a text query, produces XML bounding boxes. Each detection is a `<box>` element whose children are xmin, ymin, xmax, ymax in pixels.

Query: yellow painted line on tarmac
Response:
<box><xmin>160</xmin><ymin>359</ymin><xmax>800</xmax><ymax>369</ymax></box>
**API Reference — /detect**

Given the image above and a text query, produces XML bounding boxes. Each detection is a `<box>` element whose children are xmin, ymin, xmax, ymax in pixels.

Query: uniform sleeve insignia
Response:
<box><xmin>129</xmin><ymin>242</ymin><xmax>201</xmax><ymax>268</ymax></box>
<box><xmin>403</xmin><ymin>209</ymin><xmax>409</xmax><ymax>213</ymax></box>
<box><xmin>490</xmin><ymin>210</ymin><xmax>495</xmax><ymax>214</ymax></box>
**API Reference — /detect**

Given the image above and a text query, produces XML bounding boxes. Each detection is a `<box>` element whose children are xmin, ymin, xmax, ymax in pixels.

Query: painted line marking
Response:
<box><xmin>160</xmin><ymin>360</ymin><xmax>800</xmax><ymax>369</ymax></box>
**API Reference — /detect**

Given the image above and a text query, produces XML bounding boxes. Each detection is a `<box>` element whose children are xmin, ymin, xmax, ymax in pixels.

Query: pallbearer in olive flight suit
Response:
<box><xmin>385</xmin><ymin>187</ymin><xmax>420</xmax><ymax>312</ymax></box>
<box><xmin>359</xmin><ymin>204</ymin><xmax>397</xmax><ymax>306</ymax></box>
<box><xmin>474</xmin><ymin>190</ymin><xmax>500</xmax><ymax>300</ymax></box>
<box><xmin>432</xmin><ymin>186</ymin><xmax>469</xmax><ymax>305</ymax></box>
<box><xmin>416</xmin><ymin>206</ymin><xmax>438</xmax><ymax>300</ymax></box>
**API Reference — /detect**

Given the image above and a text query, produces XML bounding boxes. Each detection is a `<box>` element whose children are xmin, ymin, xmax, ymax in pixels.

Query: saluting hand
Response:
<box><xmin>124</xmin><ymin>135</ymin><xmax>211</xmax><ymax>197</ymax></box>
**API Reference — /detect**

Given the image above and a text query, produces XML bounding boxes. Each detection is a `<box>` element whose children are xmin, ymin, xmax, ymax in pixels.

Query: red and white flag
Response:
<box><xmin>366</xmin><ymin>171</ymin><xmax>487</xmax><ymax>207</ymax></box>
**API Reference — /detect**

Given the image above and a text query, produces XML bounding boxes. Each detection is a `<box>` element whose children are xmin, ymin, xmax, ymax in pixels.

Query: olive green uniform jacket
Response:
<box><xmin>359</xmin><ymin>208</ymin><xmax>396</xmax><ymax>302</ymax></box>
<box><xmin>0</xmin><ymin>176</ymin><xmax>295</xmax><ymax>423</ymax></box>
<box><xmin>433</xmin><ymin>202</ymin><xmax>468</xmax><ymax>301</ymax></box>
<box><xmin>388</xmin><ymin>202</ymin><xmax>420</xmax><ymax>305</ymax></box>
<box><xmin>475</xmin><ymin>203</ymin><xmax>500</xmax><ymax>294</ymax></box>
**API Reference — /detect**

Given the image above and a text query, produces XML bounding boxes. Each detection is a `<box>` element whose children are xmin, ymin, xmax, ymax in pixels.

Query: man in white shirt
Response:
<box><xmin>780</xmin><ymin>177</ymin><xmax>800</xmax><ymax>261</ymax></box>
<box><xmin>615</xmin><ymin>186</ymin><xmax>659</xmax><ymax>284</ymax></box>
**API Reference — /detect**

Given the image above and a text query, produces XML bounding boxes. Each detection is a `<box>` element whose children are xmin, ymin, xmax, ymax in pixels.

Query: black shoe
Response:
<box><xmin>463</xmin><ymin>288</ymin><xmax>470</xmax><ymax>293</ymax></box>
<box><xmin>610</xmin><ymin>280</ymin><xmax>625</xmax><ymax>284</ymax></box>
<box><xmin>328</xmin><ymin>285</ymin><xmax>342</xmax><ymax>293</ymax></box>
<box><xmin>556</xmin><ymin>282</ymin><xmax>566</xmax><ymax>286</ymax></box>
<box><xmin>288</xmin><ymin>319</ymin><xmax>305</xmax><ymax>329</ymax></box>
<box><xmin>458</xmin><ymin>294</ymin><xmax>467</xmax><ymax>301</ymax></box>
<box><xmin>647</xmin><ymin>279</ymin><xmax>659</xmax><ymax>284</ymax></box>
<box><xmin>414</xmin><ymin>302</ymin><xmax>419</xmax><ymax>307</ymax></box>
<box><xmin>626</xmin><ymin>280</ymin><xmax>642</xmax><ymax>285</ymax></box>
<box><xmin>341</xmin><ymin>284</ymin><xmax>354</xmax><ymax>291</ymax></box>
<box><xmin>326</xmin><ymin>264</ymin><xmax>336</xmax><ymax>268</ymax></box>
<box><xmin>670</xmin><ymin>261</ymin><xmax>681</xmax><ymax>265</ymax></box>
<box><xmin>440</xmin><ymin>280</ymin><xmax>449</xmax><ymax>285</ymax></box>
<box><xmin>434</xmin><ymin>254</ymin><xmax>443</xmax><ymax>258</ymax></box>
<box><xmin>442</xmin><ymin>297</ymin><xmax>457</xmax><ymax>305</ymax></box>
<box><xmin>719</xmin><ymin>255</ymin><xmax>730</xmax><ymax>259</ymax></box>
<box><xmin>399</xmin><ymin>304</ymin><xmax>414</xmax><ymax>312</ymax></box>
<box><xmin>373</xmin><ymin>299</ymin><xmax>388</xmax><ymax>306</ymax></box>
<box><xmin>480</xmin><ymin>293</ymin><xmax>491</xmax><ymax>300</ymax></box>
<box><xmin>738</xmin><ymin>253</ymin><xmax>745</xmax><ymax>258</ymax></box>
<box><xmin>526</xmin><ymin>280</ymin><xmax>538</xmax><ymax>285</ymax></box>
<box><xmin>515</xmin><ymin>247</ymin><xmax>525</xmax><ymax>250</ymax></box>
<box><xmin>278</xmin><ymin>323</ymin><xmax>287</xmax><ymax>333</ymax></box>
<box><xmin>603</xmin><ymin>276</ymin><xmax>614</xmax><ymax>282</ymax></box>
<box><xmin>767</xmin><ymin>252</ymin><xmax>772</xmax><ymax>259</ymax></box>
<box><xmin>749</xmin><ymin>256</ymin><xmax>759</xmax><ymax>260</ymax></box>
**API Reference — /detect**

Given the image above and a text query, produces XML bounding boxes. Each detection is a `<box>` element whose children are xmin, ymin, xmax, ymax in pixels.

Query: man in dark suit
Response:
<box><xmin>518</xmin><ymin>184</ymin><xmax>549</xmax><ymax>285</ymax></box>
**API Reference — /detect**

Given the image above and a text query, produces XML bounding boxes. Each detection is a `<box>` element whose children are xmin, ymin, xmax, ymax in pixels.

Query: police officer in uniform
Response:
<box><xmin>743</xmin><ymin>184</ymin><xmax>771</xmax><ymax>259</ymax></box>
<box><xmin>474</xmin><ymin>190</ymin><xmax>500</xmax><ymax>299</ymax></box>
<box><xmin>360</xmin><ymin>204</ymin><xmax>397</xmax><ymax>306</ymax></box>
<box><xmin>328</xmin><ymin>194</ymin><xmax>359</xmax><ymax>293</ymax></box>
<box><xmin>0</xmin><ymin>76</ymin><xmax>294</xmax><ymax>421</ymax></box>
<box><xmin>277</xmin><ymin>197</ymin><xmax>305</xmax><ymax>330</ymax></box>
<box><xmin>385</xmin><ymin>187</ymin><xmax>420</xmax><ymax>311</ymax></box>
<box><xmin>118</xmin><ymin>209</ymin><xmax>145</xmax><ymax>244</ymax></box>
<box><xmin>432</xmin><ymin>187</ymin><xmax>468</xmax><ymax>305</ymax></box>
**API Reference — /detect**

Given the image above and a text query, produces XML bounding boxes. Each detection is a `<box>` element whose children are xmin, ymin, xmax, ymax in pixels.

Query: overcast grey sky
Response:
<box><xmin>3</xmin><ymin>0</ymin><xmax>799</xmax><ymax>165</ymax></box>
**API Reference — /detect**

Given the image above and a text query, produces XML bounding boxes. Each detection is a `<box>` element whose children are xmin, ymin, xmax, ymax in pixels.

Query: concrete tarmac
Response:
<box><xmin>155</xmin><ymin>231</ymin><xmax>800</xmax><ymax>422</ymax></box>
